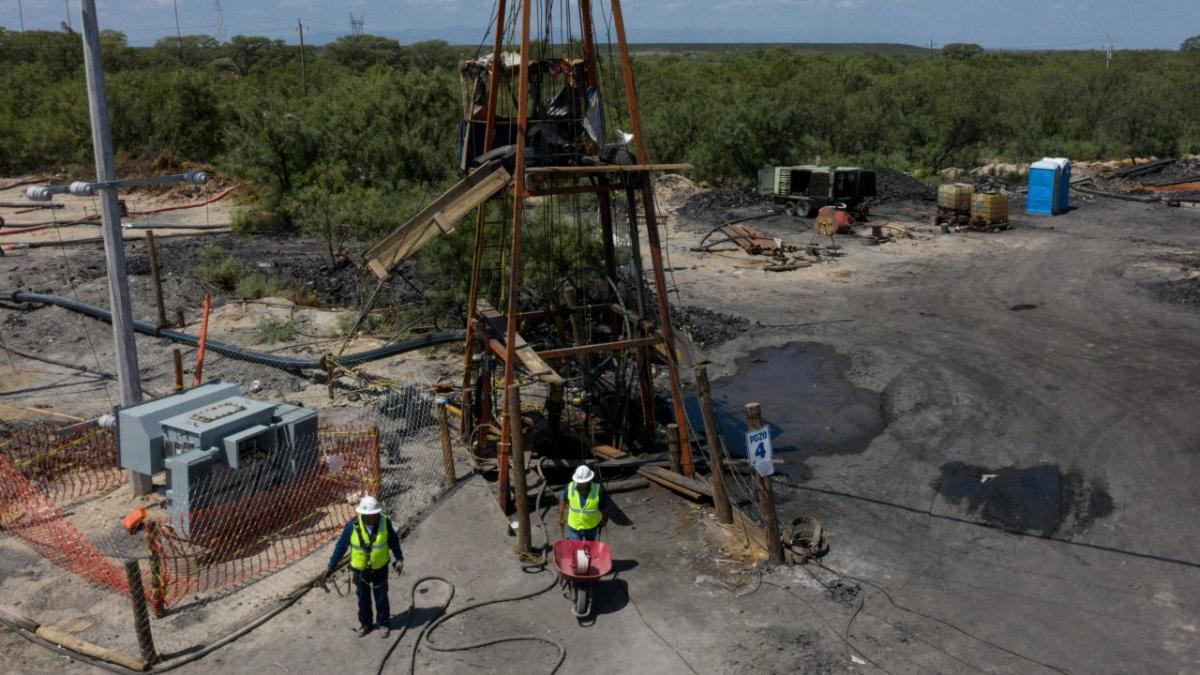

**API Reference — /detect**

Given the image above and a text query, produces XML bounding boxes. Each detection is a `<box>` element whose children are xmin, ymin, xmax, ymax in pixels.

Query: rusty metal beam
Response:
<box><xmin>497</xmin><ymin>0</ymin><xmax>533</xmax><ymax>512</ymax></box>
<box><xmin>610</xmin><ymin>0</ymin><xmax>693</xmax><ymax>475</ymax></box>
<box><xmin>461</xmin><ymin>0</ymin><xmax>508</xmax><ymax>440</ymax></box>
<box><xmin>525</xmin><ymin>182</ymin><xmax>619</xmax><ymax>197</ymax></box>
<box><xmin>525</xmin><ymin>163</ymin><xmax>691</xmax><ymax>175</ymax></box>
<box><xmin>537</xmin><ymin>336</ymin><xmax>661</xmax><ymax>361</ymax></box>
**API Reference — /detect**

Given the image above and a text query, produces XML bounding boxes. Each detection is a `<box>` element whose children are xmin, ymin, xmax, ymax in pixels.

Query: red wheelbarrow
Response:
<box><xmin>552</xmin><ymin>539</ymin><xmax>612</xmax><ymax>619</ymax></box>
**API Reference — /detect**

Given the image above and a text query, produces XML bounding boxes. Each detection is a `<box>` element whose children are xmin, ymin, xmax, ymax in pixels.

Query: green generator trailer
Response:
<box><xmin>757</xmin><ymin>165</ymin><xmax>877</xmax><ymax>217</ymax></box>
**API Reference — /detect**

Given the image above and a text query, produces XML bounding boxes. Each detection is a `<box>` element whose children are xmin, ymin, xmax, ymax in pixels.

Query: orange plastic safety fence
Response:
<box><xmin>0</xmin><ymin>423</ymin><xmax>382</xmax><ymax>610</ymax></box>
<box><xmin>0</xmin><ymin>453</ymin><xmax>128</xmax><ymax>593</ymax></box>
<box><xmin>152</xmin><ymin>426</ymin><xmax>378</xmax><ymax>607</ymax></box>
<box><xmin>0</xmin><ymin>425</ymin><xmax>123</xmax><ymax>503</ymax></box>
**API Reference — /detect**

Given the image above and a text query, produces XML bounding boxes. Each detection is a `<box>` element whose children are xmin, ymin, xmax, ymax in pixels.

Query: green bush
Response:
<box><xmin>196</xmin><ymin>246</ymin><xmax>243</xmax><ymax>290</ymax></box>
<box><xmin>234</xmin><ymin>272</ymin><xmax>284</xmax><ymax>299</ymax></box>
<box><xmin>334</xmin><ymin>312</ymin><xmax>380</xmax><ymax>337</ymax></box>
<box><xmin>254</xmin><ymin>318</ymin><xmax>297</xmax><ymax>344</ymax></box>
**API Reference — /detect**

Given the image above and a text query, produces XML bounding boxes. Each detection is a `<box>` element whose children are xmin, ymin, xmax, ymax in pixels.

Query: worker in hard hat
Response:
<box><xmin>556</xmin><ymin>465</ymin><xmax>610</xmax><ymax>541</ymax></box>
<box><xmin>326</xmin><ymin>495</ymin><xmax>404</xmax><ymax>638</ymax></box>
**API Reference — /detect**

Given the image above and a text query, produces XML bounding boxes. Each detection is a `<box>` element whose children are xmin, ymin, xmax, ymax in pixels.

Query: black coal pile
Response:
<box><xmin>676</xmin><ymin>188</ymin><xmax>773</xmax><ymax>226</ymax></box>
<box><xmin>142</xmin><ymin>233</ymin><xmax>395</xmax><ymax>309</ymax></box>
<box><xmin>874</xmin><ymin>168</ymin><xmax>935</xmax><ymax>203</ymax></box>
<box><xmin>671</xmin><ymin>305</ymin><xmax>757</xmax><ymax>348</ymax></box>
<box><xmin>1151</xmin><ymin>277</ymin><xmax>1200</xmax><ymax>308</ymax></box>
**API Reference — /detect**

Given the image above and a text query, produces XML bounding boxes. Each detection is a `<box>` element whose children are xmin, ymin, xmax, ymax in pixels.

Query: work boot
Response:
<box><xmin>355</xmin><ymin>625</ymin><xmax>371</xmax><ymax>638</ymax></box>
<box><xmin>378</xmin><ymin>625</ymin><xmax>391</xmax><ymax>639</ymax></box>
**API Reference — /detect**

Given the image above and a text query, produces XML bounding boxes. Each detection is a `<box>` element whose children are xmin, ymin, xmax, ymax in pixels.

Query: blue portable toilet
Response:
<box><xmin>1027</xmin><ymin>157</ymin><xmax>1070</xmax><ymax>215</ymax></box>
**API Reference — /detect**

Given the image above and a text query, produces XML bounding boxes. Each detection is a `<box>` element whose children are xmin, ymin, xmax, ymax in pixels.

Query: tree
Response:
<box><xmin>322</xmin><ymin>34</ymin><xmax>407</xmax><ymax>70</ymax></box>
<box><xmin>1182</xmin><ymin>35</ymin><xmax>1200</xmax><ymax>53</ymax></box>
<box><xmin>152</xmin><ymin>35</ymin><xmax>221</xmax><ymax>68</ymax></box>
<box><xmin>407</xmin><ymin>40</ymin><xmax>458</xmax><ymax>70</ymax></box>
<box><xmin>941</xmin><ymin>43</ymin><xmax>984</xmax><ymax>60</ymax></box>
<box><xmin>214</xmin><ymin>35</ymin><xmax>288</xmax><ymax>77</ymax></box>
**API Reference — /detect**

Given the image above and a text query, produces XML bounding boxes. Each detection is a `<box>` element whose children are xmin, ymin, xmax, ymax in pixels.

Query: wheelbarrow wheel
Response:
<box><xmin>575</xmin><ymin>582</ymin><xmax>590</xmax><ymax>617</ymax></box>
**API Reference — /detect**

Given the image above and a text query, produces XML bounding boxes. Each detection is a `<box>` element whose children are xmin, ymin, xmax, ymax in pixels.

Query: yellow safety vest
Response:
<box><xmin>349</xmin><ymin>515</ymin><xmax>390</xmax><ymax>571</ymax></box>
<box><xmin>567</xmin><ymin>483</ymin><xmax>602</xmax><ymax>531</ymax></box>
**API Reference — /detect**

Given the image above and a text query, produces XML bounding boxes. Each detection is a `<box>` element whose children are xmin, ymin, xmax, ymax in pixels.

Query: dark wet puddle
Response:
<box><xmin>935</xmin><ymin>462</ymin><xmax>1114</xmax><ymax>537</ymax></box>
<box><xmin>687</xmin><ymin>342</ymin><xmax>885</xmax><ymax>481</ymax></box>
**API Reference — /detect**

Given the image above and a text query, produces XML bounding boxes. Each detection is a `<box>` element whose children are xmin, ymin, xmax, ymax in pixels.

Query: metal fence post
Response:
<box><xmin>123</xmin><ymin>559</ymin><xmax>157</xmax><ymax>665</ymax></box>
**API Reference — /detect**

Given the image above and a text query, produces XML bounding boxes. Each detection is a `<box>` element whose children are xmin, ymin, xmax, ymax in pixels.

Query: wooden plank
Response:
<box><xmin>640</xmin><ymin>470</ymin><xmax>703</xmax><ymax>499</ymax></box>
<box><xmin>638</xmin><ymin>465</ymin><xmax>713</xmax><ymax>498</ymax></box>
<box><xmin>36</xmin><ymin>626</ymin><xmax>147</xmax><ymax>671</ymax></box>
<box><xmin>592</xmin><ymin>443</ymin><xmax>628</xmax><ymax>460</ymax></box>
<box><xmin>364</xmin><ymin>162</ymin><xmax>512</xmax><ymax>279</ymax></box>
<box><xmin>476</xmin><ymin>299</ymin><xmax>563</xmax><ymax>385</ymax></box>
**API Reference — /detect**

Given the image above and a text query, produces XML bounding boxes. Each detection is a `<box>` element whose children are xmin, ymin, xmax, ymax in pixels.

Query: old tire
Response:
<box><xmin>795</xmin><ymin>200</ymin><xmax>812</xmax><ymax>218</ymax></box>
<box><xmin>575</xmin><ymin>584</ymin><xmax>590</xmax><ymax>617</ymax></box>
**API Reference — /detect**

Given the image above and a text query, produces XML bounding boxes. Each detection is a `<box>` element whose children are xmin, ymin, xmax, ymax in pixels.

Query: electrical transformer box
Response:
<box><xmin>116</xmin><ymin>382</ymin><xmax>319</xmax><ymax>538</ymax></box>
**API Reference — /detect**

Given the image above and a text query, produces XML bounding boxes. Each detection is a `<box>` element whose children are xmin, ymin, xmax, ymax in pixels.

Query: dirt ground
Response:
<box><xmin>3</xmin><ymin>174</ymin><xmax>1200</xmax><ymax>673</ymax></box>
<box><xmin>660</xmin><ymin>178</ymin><xmax>1200</xmax><ymax>673</ymax></box>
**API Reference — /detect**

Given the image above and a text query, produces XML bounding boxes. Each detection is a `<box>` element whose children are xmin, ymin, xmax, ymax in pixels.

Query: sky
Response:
<box><xmin>2</xmin><ymin>0</ymin><xmax>1197</xmax><ymax>49</ymax></box>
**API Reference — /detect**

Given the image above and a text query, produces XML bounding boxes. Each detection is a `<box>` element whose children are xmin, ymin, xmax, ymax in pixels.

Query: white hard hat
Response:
<box><xmin>355</xmin><ymin>495</ymin><xmax>383</xmax><ymax>515</ymax></box>
<box><xmin>572</xmin><ymin>465</ymin><xmax>595</xmax><ymax>483</ymax></box>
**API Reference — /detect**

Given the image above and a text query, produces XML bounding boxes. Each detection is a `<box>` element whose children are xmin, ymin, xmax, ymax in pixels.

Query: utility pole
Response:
<box><xmin>80</xmin><ymin>0</ymin><xmax>151</xmax><ymax>495</ymax></box>
<box><xmin>297</xmin><ymin>19</ymin><xmax>307</xmax><ymax>96</ymax></box>
<box><xmin>1104</xmin><ymin>34</ymin><xmax>1113</xmax><ymax>69</ymax></box>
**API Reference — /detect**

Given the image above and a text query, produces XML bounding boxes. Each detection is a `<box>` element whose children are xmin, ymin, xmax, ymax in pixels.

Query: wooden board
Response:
<box><xmin>35</xmin><ymin>626</ymin><xmax>147</xmax><ymax>671</ymax></box>
<box><xmin>476</xmin><ymin>299</ymin><xmax>564</xmax><ymax>385</ymax></box>
<box><xmin>592</xmin><ymin>444</ymin><xmax>628</xmax><ymax>460</ymax></box>
<box><xmin>364</xmin><ymin>161</ymin><xmax>511</xmax><ymax>280</ymax></box>
<box><xmin>638</xmin><ymin>465</ymin><xmax>714</xmax><ymax>499</ymax></box>
<box><xmin>640</xmin><ymin>470</ymin><xmax>703</xmax><ymax>499</ymax></box>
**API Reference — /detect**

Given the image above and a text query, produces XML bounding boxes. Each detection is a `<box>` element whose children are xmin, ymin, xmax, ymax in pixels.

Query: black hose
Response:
<box><xmin>3</xmin><ymin>291</ymin><xmax>464</xmax><ymax>371</ymax></box>
<box><xmin>372</xmin><ymin>572</ymin><xmax>564</xmax><ymax>675</ymax></box>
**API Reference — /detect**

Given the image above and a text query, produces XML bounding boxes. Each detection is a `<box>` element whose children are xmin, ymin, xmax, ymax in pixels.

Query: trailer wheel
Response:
<box><xmin>795</xmin><ymin>200</ymin><xmax>812</xmax><ymax>218</ymax></box>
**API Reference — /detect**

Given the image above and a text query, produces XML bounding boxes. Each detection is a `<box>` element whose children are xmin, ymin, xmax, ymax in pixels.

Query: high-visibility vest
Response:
<box><xmin>349</xmin><ymin>515</ymin><xmax>390</xmax><ymax>571</ymax></box>
<box><xmin>567</xmin><ymin>483</ymin><xmax>602</xmax><ymax>531</ymax></box>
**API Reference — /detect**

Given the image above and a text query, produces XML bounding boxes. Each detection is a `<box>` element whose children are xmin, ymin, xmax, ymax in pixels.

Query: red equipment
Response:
<box><xmin>552</xmin><ymin>539</ymin><xmax>612</xmax><ymax>619</ymax></box>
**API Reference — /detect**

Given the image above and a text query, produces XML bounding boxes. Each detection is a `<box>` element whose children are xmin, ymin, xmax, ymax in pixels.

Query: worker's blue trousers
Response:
<box><xmin>354</xmin><ymin>568</ymin><xmax>390</xmax><ymax>628</ymax></box>
<box><xmin>566</xmin><ymin>526</ymin><xmax>599</xmax><ymax>541</ymax></box>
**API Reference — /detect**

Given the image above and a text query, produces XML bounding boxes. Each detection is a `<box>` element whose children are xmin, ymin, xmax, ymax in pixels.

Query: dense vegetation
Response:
<box><xmin>2</xmin><ymin>27</ymin><xmax>1199</xmax><ymax>245</ymax></box>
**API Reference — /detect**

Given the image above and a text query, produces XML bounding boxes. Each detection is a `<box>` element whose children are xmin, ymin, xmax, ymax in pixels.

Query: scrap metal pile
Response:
<box><xmin>1078</xmin><ymin>158</ymin><xmax>1200</xmax><ymax>206</ymax></box>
